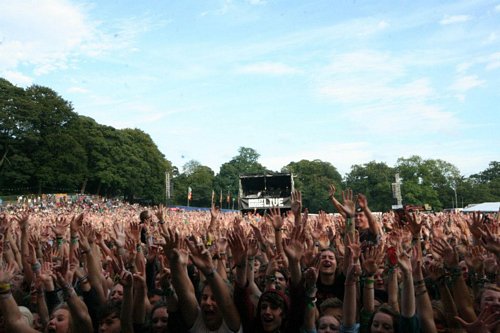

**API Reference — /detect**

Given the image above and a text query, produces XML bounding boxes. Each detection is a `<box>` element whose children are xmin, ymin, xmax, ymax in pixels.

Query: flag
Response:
<box><xmin>211</xmin><ymin>190</ymin><xmax>215</xmax><ymax>204</ymax></box>
<box><xmin>219</xmin><ymin>189</ymin><xmax>223</xmax><ymax>207</ymax></box>
<box><xmin>188</xmin><ymin>187</ymin><xmax>192</xmax><ymax>201</ymax></box>
<box><xmin>226</xmin><ymin>191</ymin><xmax>230</xmax><ymax>204</ymax></box>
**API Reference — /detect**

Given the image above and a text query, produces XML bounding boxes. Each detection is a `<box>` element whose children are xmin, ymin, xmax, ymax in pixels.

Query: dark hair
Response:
<box><xmin>368</xmin><ymin>304</ymin><xmax>400</xmax><ymax>333</ymax></box>
<box><xmin>140</xmin><ymin>210</ymin><xmax>150</xmax><ymax>222</ymax></box>
<box><xmin>97</xmin><ymin>301</ymin><xmax>121</xmax><ymax>324</ymax></box>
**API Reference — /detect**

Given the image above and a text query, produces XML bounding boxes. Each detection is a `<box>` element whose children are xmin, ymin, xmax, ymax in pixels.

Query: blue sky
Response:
<box><xmin>1</xmin><ymin>0</ymin><xmax>499</xmax><ymax>176</ymax></box>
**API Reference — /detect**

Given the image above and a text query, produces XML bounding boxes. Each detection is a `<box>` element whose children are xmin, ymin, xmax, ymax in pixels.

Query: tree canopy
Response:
<box><xmin>0</xmin><ymin>78</ymin><xmax>171</xmax><ymax>203</ymax></box>
<box><xmin>1</xmin><ymin>78</ymin><xmax>498</xmax><ymax>210</ymax></box>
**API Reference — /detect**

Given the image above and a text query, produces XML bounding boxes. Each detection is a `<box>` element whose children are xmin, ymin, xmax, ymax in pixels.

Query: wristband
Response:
<box><xmin>364</xmin><ymin>279</ymin><xmax>375</xmax><ymax>285</ymax></box>
<box><xmin>0</xmin><ymin>283</ymin><xmax>11</xmax><ymax>294</ymax></box>
<box><xmin>57</xmin><ymin>238</ymin><xmax>64</xmax><ymax>246</ymax></box>
<box><xmin>71</xmin><ymin>237</ymin><xmax>79</xmax><ymax>244</ymax></box>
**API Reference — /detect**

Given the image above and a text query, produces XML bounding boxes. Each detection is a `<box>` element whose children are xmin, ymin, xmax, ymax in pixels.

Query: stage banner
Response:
<box><xmin>240</xmin><ymin>197</ymin><xmax>291</xmax><ymax>209</ymax></box>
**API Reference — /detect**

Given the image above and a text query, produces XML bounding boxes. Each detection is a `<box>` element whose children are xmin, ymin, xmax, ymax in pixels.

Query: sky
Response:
<box><xmin>1</xmin><ymin>0</ymin><xmax>499</xmax><ymax>177</ymax></box>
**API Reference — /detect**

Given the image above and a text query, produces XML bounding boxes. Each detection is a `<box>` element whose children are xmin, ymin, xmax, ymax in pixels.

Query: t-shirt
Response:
<box><xmin>188</xmin><ymin>307</ymin><xmax>243</xmax><ymax>333</ymax></box>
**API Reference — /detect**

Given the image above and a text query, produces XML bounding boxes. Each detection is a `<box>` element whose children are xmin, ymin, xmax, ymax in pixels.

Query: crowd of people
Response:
<box><xmin>0</xmin><ymin>187</ymin><xmax>498</xmax><ymax>333</ymax></box>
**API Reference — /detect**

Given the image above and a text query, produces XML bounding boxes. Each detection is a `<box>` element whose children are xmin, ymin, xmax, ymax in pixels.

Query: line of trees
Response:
<box><xmin>1</xmin><ymin>78</ymin><xmax>498</xmax><ymax>211</ymax></box>
<box><xmin>0</xmin><ymin>78</ymin><xmax>171</xmax><ymax>203</ymax></box>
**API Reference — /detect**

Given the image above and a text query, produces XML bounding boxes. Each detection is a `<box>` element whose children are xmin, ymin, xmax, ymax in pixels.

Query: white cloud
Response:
<box><xmin>200</xmin><ymin>0</ymin><xmax>233</xmax><ymax>16</ymax></box>
<box><xmin>1</xmin><ymin>70</ymin><xmax>33</xmax><ymax>86</ymax></box>
<box><xmin>0</xmin><ymin>0</ymin><xmax>162</xmax><ymax>78</ymax></box>
<box><xmin>67</xmin><ymin>86</ymin><xmax>89</xmax><ymax>94</ymax></box>
<box><xmin>495</xmin><ymin>4</ymin><xmax>500</xmax><ymax>12</ymax></box>
<box><xmin>247</xmin><ymin>0</ymin><xmax>266</xmax><ymax>5</ymax></box>
<box><xmin>485</xmin><ymin>52</ymin><xmax>500</xmax><ymax>70</ymax></box>
<box><xmin>356</xmin><ymin>20</ymin><xmax>389</xmax><ymax>36</ymax></box>
<box><xmin>236</xmin><ymin>62</ymin><xmax>300</xmax><ymax>75</ymax></box>
<box><xmin>439</xmin><ymin>15</ymin><xmax>471</xmax><ymax>25</ymax></box>
<box><xmin>450</xmin><ymin>75</ymin><xmax>485</xmax><ymax>92</ymax></box>
<box><xmin>484</xmin><ymin>32</ymin><xmax>497</xmax><ymax>44</ymax></box>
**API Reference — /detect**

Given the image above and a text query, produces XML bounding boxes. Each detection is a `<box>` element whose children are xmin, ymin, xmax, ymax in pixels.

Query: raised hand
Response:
<box><xmin>466</xmin><ymin>212</ymin><xmax>484</xmax><ymax>239</ymax></box>
<box><xmin>0</xmin><ymin>213</ymin><xmax>11</xmax><ymax>235</ymax></box>
<box><xmin>455</xmin><ymin>306</ymin><xmax>500</xmax><ymax>333</ymax></box>
<box><xmin>128</xmin><ymin>221</ymin><xmax>141</xmax><ymax>243</ymax></box>
<box><xmin>464</xmin><ymin>246</ymin><xmax>484</xmax><ymax>272</ymax></box>
<box><xmin>283</xmin><ymin>225</ymin><xmax>305</xmax><ymax>262</ymax></box>
<box><xmin>52</xmin><ymin>216</ymin><xmax>70</xmax><ymax>238</ymax></box>
<box><xmin>478</xmin><ymin>224</ymin><xmax>500</xmax><ymax>256</ymax></box>
<box><xmin>268</xmin><ymin>206</ymin><xmax>283</xmax><ymax>231</ymax></box>
<box><xmin>210</xmin><ymin>203</ymin><xmax>220</xmax><ymax>221</ymax></box>
<box><xmin>361</xmin><ymin>244</ymin><xmax>384</xmax><ymax>276</ymax></box>
<box><xmin>0</xmin><ymin>262</ymin><xmax>16</xmax><ymax>284</ymax></box>
<box><xmin>228</xmin><ymin>228</ymin><xmax>247</xmax><ymax>266</ymax></box>
<box><xmin>70</xmin><ymin>213</ymin><xmax>84</xmax><ymax>236</ymax></box>
<box><xmin>432</xmin><ymin>238</ymin><xmax>459</xmax><ymax>269</ymax></box>
<box><xmin>13</xmin><ymin>211</ymin><xmax>30</xmax><ymax>230</ymax></box>
<box><xmin>346</xmin><ymin>231</ymin><xmax>361</xmax><ymax>262</ymax></box>
<box><xmin>112</xmin><ymin>222</ymin><xmax>126</xmax><ymax>248</ymax></box>
<box><xmin>290</xmin><ymin>190</ymin><xmax>302</xmax><ymax>217</ymax></box>
<box><xmin>426</xmin><ymin>262</ymin><xmax>445</xmax><ymax>282</ymax></box>
<box><xmin>186</xmin><ymin>237</ymin><xmax>214</xmax><ymax>275</ymax></box>
<box><xmin>396</xmin><ymin>242</ymin><xmax>413</xmax><ymax>273</ymax></box>
<box><xmin>341</xmin><ymin>189</ymin><xmax>355</xmax><ymax>218</ymax></box>
<box><xmin>406</xmin><ymin>211</ymin><xmax>422</xmax><ymax>236</ymax></box>
<box><xmin>356</xmin><ymin>193</ymin><xmax>368</xmax><ymax>210</ymax></box>
<box><xmin>155</xmin><ymin>204</ymin><xmax>167</xmax><ymax>223</ymax></box>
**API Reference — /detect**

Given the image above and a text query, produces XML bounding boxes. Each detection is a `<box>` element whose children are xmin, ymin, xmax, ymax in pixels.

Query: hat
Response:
<box><xmin>259</xmin><ymin>289</ymin><xmax>291</xmax><ymax>313</ymax></box>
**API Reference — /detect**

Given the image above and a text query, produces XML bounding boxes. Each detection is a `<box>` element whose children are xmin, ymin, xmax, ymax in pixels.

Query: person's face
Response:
<box><xmin>254</xmin><ymin>259</ymin><xmax>261</xmax><ymax>275</ymax></box>
<box><xmin>260</xmin><ymin>300</ymin><xmax>283</xmax><ymax>332</ymax></box>
<box><xmin>274</xmin><ymin>271</ymin><xmax>287</xmax><ymax>291</ymax></box>
<box><xmin>317</xmin><ymin>315</ymin><xmax>340</xmax><ymax>333</ymax></box>
<box><xmin>355</xmin><ymin>212</ymin><xmax>369</xmax><ymax>229</ymax></box>
<box><xmin>480</xmin><ymin>289</ymin><xmax>500</xmax><ymax>312</ymax></box>
<box><xmin>98</xmin><ymin>313</ymin><xmax>121</xmax><ymax>333</ymax></box>
<box><xmin>320</xmin><ymin>250</ymin><xmax>337</xmax><ymax>275</ymax></box>
<box><xmin>200</xmin><ymin>285</ymin><xmax>223</xmax><ymax>330</ymax></box>
<box><xmin>459</xmin><ymin>261</ymin><xmax>468</xmax><ymax>280</ymax></box>
<box><xmin>374</xmin><ymin>268</ymin><xmax>385</xmax><ymax>290</ymax></box>
<box><xmin>151</xmin><ymin>307</ymin><xmax>169</xmax><ymax>333</ymax></box>
<box><xmin>46</xmin><ymin>309</ymin><xmax>70</xmax><ymax>333</ymax></box>
<box><xmin>149</xmin><ymin>293</ymin><xmax>162</xmax><ymax>305</ymax></box>
<box><xmin>109</xmin><ymin>284</ymin><xmax>123</xmax><ymax>302</ymax></box>
<box><xmin>371</xmin><ymin>312</ymin><xmax>394</xmax><ymax>333</ymax></box>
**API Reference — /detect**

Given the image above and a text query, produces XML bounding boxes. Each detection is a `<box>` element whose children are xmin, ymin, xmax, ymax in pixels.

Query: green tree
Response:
<box><xmin>215</xmin><ymin>147</ymin><xmax>267</xmax><ymax>199</ymax></box>
<box><xmin>282</xmin><ymin>159</ymin><xmax>342</xmax><ymax>213</ymax></box>
<box><xmin>173</xmin><ymin>160</ymin><xmax>214</xmax><ymax>207</ymax></box>
<box><xmin>345</xmin><ymin>161</ymin><xmax>394</xmax><ymax>212</ymax></box>
<box><xmin>395</xmin><ymin>156</ymin><xmax>462</xmax><ymax>210</ymax></box>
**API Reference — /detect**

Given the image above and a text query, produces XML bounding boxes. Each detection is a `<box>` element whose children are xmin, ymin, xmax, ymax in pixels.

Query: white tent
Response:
<box><xmin>462</xmin><ymin>202</ymin><xmax>500</xmax><ymax>213</ymax></box>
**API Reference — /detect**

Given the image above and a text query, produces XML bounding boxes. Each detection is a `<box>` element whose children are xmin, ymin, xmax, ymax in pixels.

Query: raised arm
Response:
<box><xmin>357</xmin><ymin>194</ymin><xmax>381</xmax><ymax>237</ymax></box>
<box><xmin>433</xmin><ymin>237</ymin><xmax>476</xmax><ymax>323</ymax></box>
<box><xmin>0</xmin><ymin>261</ymin><xmax>39</xmax><ymax>333</ymax></box>
<box><xmin>397</xmin><ymin>241</ymin><xmax>415</xmax><ymax>318</ymax></box>
<box><xmin>187</xmin><ymin>237</ymin><xmax>241</xmax><ymax>332</ymax></box>
<box><xmin>162</xmin><ymin>228</ymin><xmax>198</xmax><ymax>328</ymax></box>
<box><xmin>283</xmin><ymin>224</ymin><xmax>305</xmax><ymax>287</ymax></box>
<box><xmin>343</xmin><ymin>233</ymin><xmax>362</xmax><ymax>328</ymax></box>
<box><xmin>55</xmin><ymin>258</ymin><xmax>94</xmax><ymax>333</ymax></box>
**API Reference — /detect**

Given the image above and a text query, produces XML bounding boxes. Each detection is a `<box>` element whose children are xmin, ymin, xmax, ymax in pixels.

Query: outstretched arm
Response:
<box><xmin>188</xmin><ymin>237</ymin><xmax>241</xmax><ymax>332</ymax></box>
